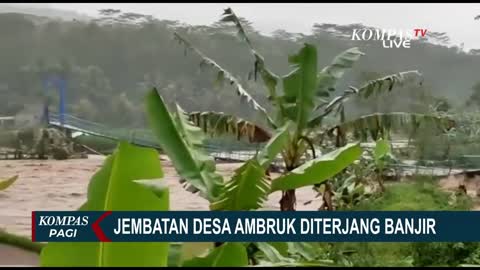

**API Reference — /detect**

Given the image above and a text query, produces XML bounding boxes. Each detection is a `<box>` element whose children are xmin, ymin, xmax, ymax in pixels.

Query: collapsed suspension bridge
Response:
<box><xmin>47</xmin><ymin>111</ymin><xmax>266</xmax><ymax>162</ymax></box>
<box><xmin>47</xmin><ymin>111</ymin><xmax>480</xmax><ymax>176</ymax></box>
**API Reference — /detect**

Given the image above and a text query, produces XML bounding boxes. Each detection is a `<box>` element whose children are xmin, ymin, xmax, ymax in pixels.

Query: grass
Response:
<box><xmin>354</xmin><ymin>176</ymin><xmax>473</xmax><ymax>211</ymax></box>
<box><xmin>328</xmin><ymin>176</ymin><xmax>476</xmax><ymax>267</ymax></box>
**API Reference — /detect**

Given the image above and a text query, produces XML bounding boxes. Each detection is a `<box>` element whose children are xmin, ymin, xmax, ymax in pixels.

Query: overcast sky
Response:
<box><xmin>28</xmin><ymin>3</ymin><xmax>480</xmax><ymax>50</ymax></box>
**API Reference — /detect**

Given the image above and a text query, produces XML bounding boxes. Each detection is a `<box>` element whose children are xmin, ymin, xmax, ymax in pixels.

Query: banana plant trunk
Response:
<box><xmin>280</xmin><ymin>189</ymin><xmax>296</xmax><ymax>211</ymax></box>
<box><xmin>280</xmin><ymin>164</ymin><xmax>298</xmax><ymax>211</ymax></box>
<box><xmin>319</xmin><ymin>183</ymin><xmax>334</xmax><ymax>211</ymax></box>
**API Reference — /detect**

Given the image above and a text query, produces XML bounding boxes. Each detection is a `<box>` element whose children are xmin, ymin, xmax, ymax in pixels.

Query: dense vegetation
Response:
<box><xmin>329</xmin><ymin>178</ymin><xmax>478</xmax><ymax>267</ymax></box>
<box><xmin>1</xmin><ymin>7</ymin><xmax>480</xmax><ymax>129</ymax></box>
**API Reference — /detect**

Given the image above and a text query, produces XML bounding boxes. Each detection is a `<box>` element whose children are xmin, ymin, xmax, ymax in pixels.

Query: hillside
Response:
<box><xmin>0</xmin><ymin>9</ymin><xmax>479</xmax><ymax>129</ymax></box>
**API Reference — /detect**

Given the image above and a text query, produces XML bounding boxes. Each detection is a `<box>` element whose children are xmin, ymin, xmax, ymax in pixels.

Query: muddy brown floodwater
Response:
<box><xmin>0</xmin><ymin>155</ymin><xmax>320</xmax><ymax>238</ymax></box>
<box><xmin>0</xmin><ymin>155</ymin><xmax>479</xmax><ymax>266</ymax></box>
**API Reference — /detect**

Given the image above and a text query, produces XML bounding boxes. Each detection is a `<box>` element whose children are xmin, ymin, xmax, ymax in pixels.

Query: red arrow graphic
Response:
<box><xmin>31</xmin><ymin>211</ymin><xmax>36</xmax><ymax>242</ymax></box>
<box><xmin>92</xmin><ymin>211</ymin><xmax>112</xmax><ymax>242</ymax></box>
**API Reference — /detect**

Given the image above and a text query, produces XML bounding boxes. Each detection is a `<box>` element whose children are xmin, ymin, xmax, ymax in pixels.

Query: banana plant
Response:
<box><xmin>40</xmin><ymin>142</ymin><xmax>170</xmax><ymax>267</ymax></box>
<box><xmin>146</xmin><ymin>88</ymin><xmax>361</xmax><ymax>211</ymax></box>
<box><xmin>372</xmin><ymin>138</ymin><xmax>394</xmax><ymax>192</ymax></box>
<box><xmin>307</xmin><ymin>140</ymin><xmax>391</xmax><ymax>211</ymax></box>
<box><xmin>36</xmin><ymin>141</ymin><xmax>254</xmax><ymax>267</ymax></box>
<box><xmin>171</xmin><ymin>8</ymin><xmax>453</xmax><ymax>211</ymax></box>
<box><xmin>145</xmin><ymin>88</ymin><xmax>359</xmax><ymax>265</ymax></box>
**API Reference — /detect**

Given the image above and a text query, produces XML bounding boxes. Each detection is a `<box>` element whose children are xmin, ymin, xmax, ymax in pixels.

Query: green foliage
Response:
<box><xmin>173</xmin><ymin>32</ymin><xmax>276</xmax><ymax>128</ymax></box>
<box><xmin>411</xmin><ymin>110</ymin><xmax>480</xmax><ymax>165</ymax></box>
<box><xmin>373</xmin><ymin>138</ymin><xmax>390</xmax><ymax>163</ymax></box>
<box><xmin>177</xmin><ymin>242</ymin><xmax>215</xmax><ymax>266</ymax></box>
<box><xmin>353</xmin><ymin>177</ymin><xmax>472</xmax><ymax>211</ymax></box>
<box><xmin>210</xmin><ymin>159</ymin><xmax>269</xmax><ymax>210</ymax></box>
<box><xmin>331</xmin><ymin>173</ymin><xmax>375</xmax><ymax>210</ymax></box>
<box><xmin>251</xmin><ymin>242</ymin><xmax>335</xmax><ymax>267</ymax></box>
<box><xmin>331</xmin><ymin>242</ymin><xmax>414</xmax><ymax>267</ymax></box>
<box><xmin>356</xmin><ymin>71</ymin><xmax>423</xmax><ymax>99</ymax></box>
<box><xmin>466</xmin><ymin>81</ymin><xmax>480</xmax><ymax>107</ymax></box>
<box><xmin>281</xmin><ymin>43</ymin><xmax>317</xmax><ymax>131</ymax></box>
<box><xmin>36</xmin><ymin>138</ymin><xmax>253</xmax><ymax>267</ymax></box>
<box><xmin>315</xmin><ymin>47</ymin><xmax>364</xmax><ymax>98</ymax></box>
<box><xmin>255</xmin><ymin>122</ymin><xmax>291</xmax><ymax>168</ymax></box>
<box><xmin>182</xmin><ymin>242</ymin><xmax>248</xmax><ymax>267</ymax></box>
<box><xmin>309</xmin><ymin>71</ymin><xmax>425</xmax><ymax>129</ymax></box>
<box><xmin>174</xmin><ymin>10</ymin><xmax>427</xmax><ymax>148</ymax></box>
<box><xmin>167</xmin><ymin>7</ymin><xmax>450</xmax><ymax>213</ymax></box>
<box><xmin>219</xmin><ymin>8</ymin><xmax>280</xmax><ymax>102</ymax></box>
<box><xmin>326</xmin><ymin>138</ymin><xmax>398</xmax><ymax>210</ymax></box>
<box><xmin>270</xmin><ymin>143</ymin><xmax>362</xmax><ymax>191</ymax></box>
<box><xmin>255</xmin><ymin>242</ymin><xmax>290</xmax><ymax>263</ymax></box>
<box><xmin>328</xmin><ymin>112</ymin><xmax>453</xmax><ymax>142</ymax></box>
<box><xmin>372</xmin><ymin>138</ymin><xmax>395</xmax><ymax>179</ymax></box>
<box><xmin>146</xmin><ymin>88</ymin><xmax>224</xmax><ymax>202</ymax></box>
<box><xmin>40</xmin><ymin>141</ymin><xmax>169</xmax><ymax>267</ymax></box>
<box><xmin>413</xmin><ymin>242</ymin><xmax>480</xmax><ymax>267</ymax></box>
<box><xmin>287</xmin><ymin>242</ymin><xmax>331</xmax><ymax>262</ymax></box>
<box><xmin>148</xmin><ymin>88</ymin><xmax>296</xmax><ymax>211</ymax></box>
<box><xmin>330</xmin><ymin>177</ymin><xmax>475</xmax><ymax>267</ymax></box>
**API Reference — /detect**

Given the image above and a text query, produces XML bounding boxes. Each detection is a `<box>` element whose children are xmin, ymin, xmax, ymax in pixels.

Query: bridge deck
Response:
<box><xmin>47</xmin><ymin>112</ymin><xmax>263</xmax><ymax>162</ymax></box>
<box><xmin>47</xmin><ymin>112</ymin><xmax>480</xmax><ymax>175</ymax></box>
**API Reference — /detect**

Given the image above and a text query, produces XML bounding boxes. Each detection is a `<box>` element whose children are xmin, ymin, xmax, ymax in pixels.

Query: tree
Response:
<box><xmin>432</xmin><ymin>97</ymin><xmax>451</xmax><ymax>112</ymax></box>
<box><xmin>73</xmin><ymin>98</ymin><xmax>97</xmax><ymax>120</ymax></box>
<box><xmin>466</xmin><ymin>81</ymin><xmax>480</xmax><ymax>107</ymax></box>
<box><xmin>168</xmin><ymin>8</ymin><xmax>452</xmax><ymax>211</ymax></box>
